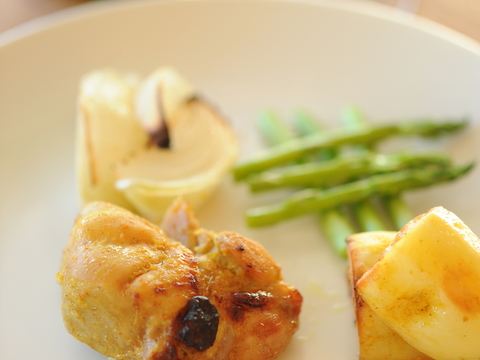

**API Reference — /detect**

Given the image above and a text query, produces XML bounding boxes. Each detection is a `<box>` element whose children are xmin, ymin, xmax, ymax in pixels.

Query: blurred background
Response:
<box><xmin>1</xmin><ymin>0</ymin><xmax>480</xmax><ymax>43</ymax></box>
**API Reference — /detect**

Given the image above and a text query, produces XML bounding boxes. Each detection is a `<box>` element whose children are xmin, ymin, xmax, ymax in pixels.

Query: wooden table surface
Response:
<box><xmin>1</xmin><ymin>0</ymin><xmax>480</xmax><ymax>44</ymax></box>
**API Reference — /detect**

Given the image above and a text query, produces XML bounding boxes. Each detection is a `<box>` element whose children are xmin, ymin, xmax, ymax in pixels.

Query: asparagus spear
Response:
<box><xmin>233</xmin><ymin>118</ymin><xmax>467</xmax><ymax>180</ymax></box>
<box><xmin>245</xmin><ymin>163</ymin><xmax>474</xmax><ymax>227</ymax></box>
<box><xmin>247</xmin><ymin>151</ymin><xmax>451</xmax><ymax>192</ymax></box>
<box><xmin>255</xmin><ymin>109</ymin><xmax>357</xmax><ymax>257</ymax></box>
<box><xmin>339</xmin><ymin>106</ymin><xmax>387</xmax><ymax>231</ymax></box>
<box><xmin>341</xmin><ymin>107</ymin><xmax>397</xmax><ymax>231</ymax></box>
<box><xmin>255</xmin><ymin>110</ymin><xmax>295</xmax><ymax>145</ymax></box>
<box><xmin>292</xmin><ymin>109</ymin><xmax>338</xmax><ymax>161</ymax></box>
<box><xmin>341</xmin><ymin>106</ymin><xmax>413</xmax><ymax>230</ymax></box>
<box><xmin>382</xmin><ymin>193</ymin><xmax>414</xmax><ymax>230</ymax></box>
<box><xmin>292</xmin><ymin>109</ymin><xmax>356</xmax><ymax>258</ymax></box>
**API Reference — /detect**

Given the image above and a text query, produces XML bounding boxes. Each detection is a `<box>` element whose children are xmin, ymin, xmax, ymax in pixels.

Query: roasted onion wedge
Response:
<box><xmin>116</xmin><ymin>97</ymin><xmax>238</xmax><ymax>223</ymax></box>
<box><xmin>76</xmin><ymin>69</ymin><xmax>146</xmax><ymax>211</ymax></box>
<box><xmin>76</xmin><ymin>67</ymin><xmax>237</xmax><ymax>222</ymax></box>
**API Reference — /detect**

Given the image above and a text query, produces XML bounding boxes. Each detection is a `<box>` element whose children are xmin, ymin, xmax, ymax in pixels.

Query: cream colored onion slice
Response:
<box><xmin>135</xmin><ymin>67</ymin><xmax>196</xmax><ymax>147</ymax></box>
<box><xmin>76</xmin><ymin>69</ymin><xmax>147</xmax><ymax>211</ymax></box>
<box><xmin>115</xmin><ymin>96</ymin><xmax>238</xmax><ymax>224</ymax></box>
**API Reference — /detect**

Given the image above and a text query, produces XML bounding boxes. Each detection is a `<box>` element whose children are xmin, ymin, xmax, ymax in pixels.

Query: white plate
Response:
<box><xmin>1</xmin><ymin>0</ymin><xmax>480</xmax><ymax>359</ymax></box>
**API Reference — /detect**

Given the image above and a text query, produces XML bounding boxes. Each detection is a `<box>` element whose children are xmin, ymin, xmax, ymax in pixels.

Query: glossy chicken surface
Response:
<box><xmin>58</xmin><ymin>200</ymin><xmax>302</xmax><ymax>360</ymax></box>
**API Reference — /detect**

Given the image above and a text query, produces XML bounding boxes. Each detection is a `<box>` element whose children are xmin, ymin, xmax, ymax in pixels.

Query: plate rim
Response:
<box><xmin>1</xmin><ymin>0</ymin><xmax>480</xmax><ymax>57</ymax></box>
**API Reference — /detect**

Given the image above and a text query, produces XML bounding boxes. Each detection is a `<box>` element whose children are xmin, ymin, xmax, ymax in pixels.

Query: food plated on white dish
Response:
<box><xmin>2</xmin><ymin>0</ymin><xmax>480</xmax><ymax>359</ymax></box>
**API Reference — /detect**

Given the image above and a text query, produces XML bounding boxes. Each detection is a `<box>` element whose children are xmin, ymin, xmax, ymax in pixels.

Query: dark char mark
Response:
<box><xmin>228</xmin><ymin>291</ymin><xmax>271</xmax><ymax>321</ymax></box>
<box><xmin>174</xmin><ymin>296</ymin><xmax>219</xmax><ymax>351</ymax></box>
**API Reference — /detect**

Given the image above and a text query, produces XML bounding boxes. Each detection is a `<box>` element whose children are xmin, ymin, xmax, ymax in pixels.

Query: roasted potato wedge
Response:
<box><xmin>347</xmin><ymin>231</ymin><xmax>432</xmax><ymax>360</ymax></box>
<box><xmin>357</xmin><ymin>207</ymin><xmax>480</xmax><ymax>360</ymax></box>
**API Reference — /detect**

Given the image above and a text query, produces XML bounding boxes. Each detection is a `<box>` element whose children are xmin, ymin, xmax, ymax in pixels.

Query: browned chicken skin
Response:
<box><xmin>58</xmin><ymin>200</ymin><xmax>302</xmax><ymax>360</ymax></box>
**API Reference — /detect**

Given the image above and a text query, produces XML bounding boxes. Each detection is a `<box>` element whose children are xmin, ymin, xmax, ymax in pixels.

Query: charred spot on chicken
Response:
<box><xmin>173</xmin><ymin>296</ymin><xmax>219</xmax><ymax>351</ymax></box>
<box><xmin>227</xmin><ymin>291</ymin><xmax>271</xmax><ymax>322</ymax></box>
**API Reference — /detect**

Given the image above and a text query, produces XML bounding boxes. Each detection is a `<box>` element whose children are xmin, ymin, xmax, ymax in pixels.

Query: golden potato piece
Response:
<box><xmin>347</xmin><ymin>231</ymin><xmax>432</xmax><ymax>360</ymax></box>
<box><xmin>356</xmin><ymin>206</ymin><xmax>480</xmax><ymax>360</ymax></box>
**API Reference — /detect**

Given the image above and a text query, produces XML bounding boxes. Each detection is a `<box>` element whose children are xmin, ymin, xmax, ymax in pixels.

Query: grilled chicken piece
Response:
<box><xmin>58</xmin><ymin>200</ymin><xmax>302</xmax><ymax>360</ymax></box>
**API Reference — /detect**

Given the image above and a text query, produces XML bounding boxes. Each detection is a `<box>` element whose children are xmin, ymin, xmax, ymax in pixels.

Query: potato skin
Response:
<box><xmin>347</xmin><ymin>231</ymin><xmax>432</xmax><ymax>360</ymax></box>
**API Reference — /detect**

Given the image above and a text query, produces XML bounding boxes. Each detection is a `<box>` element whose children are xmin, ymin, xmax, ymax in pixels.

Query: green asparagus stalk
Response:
<box><xmin>351</xmin><ymin>198</ymin><xmax>386</xmax><ymax>232</ymax></box>
<box><xmin>341</xmin><ymin>106</ymin><xmax>413</xmax><ymax>230</ymax></box>
<box><xmin>292</xmin><ymin>109</ymin><xmax>339</xmax><ymax>161</ymax></box>
<box><xmin>247</xmin><ymin>151</ymin><xmax>451</xmax><ymax>192</ymax></box>
<box><xmin>294</xmin><ymin>109</ymin><xmax>388</xmax><ymax>240</ymax></box>
<box><xmin>298</xmin><ymin>108</ymin><xmax>387</xmax><ymax>233</ymax></box>
<box><xmin>341</xmin><ymin>106</ymin><xmax>396</xmax><ymax>231</ymax></box>
<box><xmin>233</xmin><ymin>118</ymin><xmax>467</xmax><ymax>180</ymax></box>
<box><xmin>245</xmin><ymin>163</ymin><xmax>474</xmax><ymax>228</ymax></box>
<box><xmin>382</xmin><ymin>194</ymin><xmax>414</xmax><ymax>230</ymax></box>
<box><xmin>292</xmin><ymin>109</ymin><xmax>356</xmax><ymax>257</ymax></box>
<box><xmin>255</xmin><ymin>110</ymin><xmax>295</xmax><ymax>145</ymax></box>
